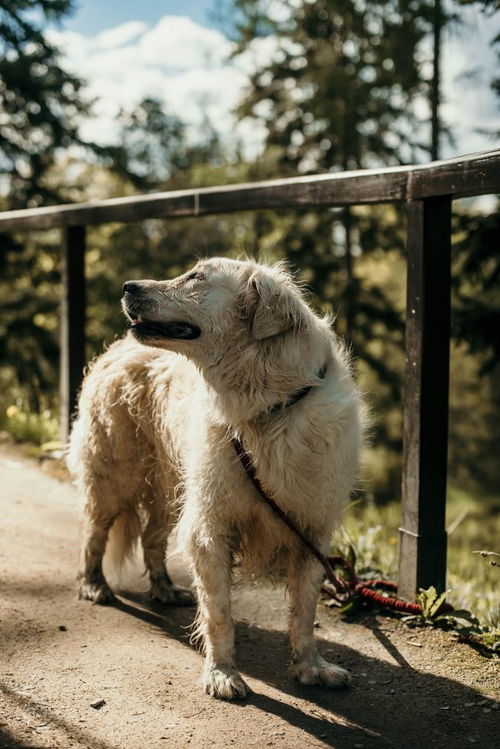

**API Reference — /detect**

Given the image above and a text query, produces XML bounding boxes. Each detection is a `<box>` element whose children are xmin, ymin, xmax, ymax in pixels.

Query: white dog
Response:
<box><xmin>67</xmin><ymin>257</ymin><xmax>362</xmax><ymax>700</ymax></box>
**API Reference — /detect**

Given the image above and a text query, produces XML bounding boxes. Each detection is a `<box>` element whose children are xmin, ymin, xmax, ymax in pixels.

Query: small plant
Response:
<box><xmin>405</xmin><ymin>586</ymin><xmax>500</xmax><ymax>652</ymax></box>
<box><xmin>416</xmin><ymin>586</ymin><xmax>451</xmax><ymax>620</ymax></box>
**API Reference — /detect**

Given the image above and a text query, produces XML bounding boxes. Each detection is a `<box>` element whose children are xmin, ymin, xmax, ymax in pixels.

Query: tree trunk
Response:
<box><xmin>431</xmin><ymin>0</ymin><xmax>442</xmax><ymax>161</ymax></box>
<box><xmin>343</xmin><ymin>206</ymin><xmax>354</xmax><ymax>342</ymax></box>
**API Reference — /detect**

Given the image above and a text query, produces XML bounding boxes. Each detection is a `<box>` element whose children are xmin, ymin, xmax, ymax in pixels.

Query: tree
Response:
<box><xmin>224</xmin><ymin>0</ymin><xmax>443</xmax><ymax>497</ymax></box>
<box><xmin>229</xmin><ymin>0</ymin><xmax>434</xmax><ymax>328</ymax></box>
<box><xmin>223</xmin><ymin>0</ymin><xmax>499</xmax><ymax>499</ymax></box>
<box><xmin>0</xmin><ymin>0</ymin><xmax>94</xmax><ymax>208</ymax></box>
<box><xmin>0</xmin><ymin>1</ymin><xmax>96</xmax><ymax>410</ymax></box>
<box><xmin>108</xmin><ymin>97</ymin><xmax>228</xmax><ymax>192</ymax></box>
<box><xmin>111</xmin><ymin>98</ymin><xmax>190</xmax><ymax>190</ymax></box>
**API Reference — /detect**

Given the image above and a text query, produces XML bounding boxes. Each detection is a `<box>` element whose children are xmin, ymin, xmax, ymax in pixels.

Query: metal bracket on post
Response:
<box><xmin>60</xmin><ymin>225</ymin><xmax>86</xmax><ymax>444</ymax></box>
<box><xmin>398</xmin><ymin>196</ymin><xmax>452</xmax><ymax>601</ymax></box>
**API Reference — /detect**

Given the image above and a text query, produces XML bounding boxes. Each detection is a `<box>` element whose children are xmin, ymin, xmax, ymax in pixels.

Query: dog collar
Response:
<box><xmin>267</xmin><ymin>364</ymin><xmax>327</xmax><ymax>414</ymax></box>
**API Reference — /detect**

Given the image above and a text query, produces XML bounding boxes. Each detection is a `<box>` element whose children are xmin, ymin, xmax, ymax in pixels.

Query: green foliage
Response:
<box><xmin>0</xmin><ymin>0</ymin><xmax>97</xmax><ymax>406</ymax></box>
<box><xmin>0</xmin><ymin>403</ymin><xmax>58</xmax><ymax>445</ymax></box>
<box><xmin>225</xmin><ymin>1</ymin><xmax>439</xmax><ymax>495</ymax></box>
<box><xmin>0</xmin><ymin>0</ymin><xmax>93</xmax><ymax>208</ymax></box>
<box><xmin>412</xmin><ymin>586</ymin><xmax>500</xmax><ymax>651</ymax></box>
<box><xmin>231</xmin><ymin>0</ymin><xmax>434</xmax><ymax>168</ymax></box>
<box><xmin>338</xmin><ymin>485</ymin><xmax>499</xmax><ymax>631</ymax></box>
<box><xmin>0</xmin><ymin>231</ymin><xmax>60</xmax><ymax>408</ymax></box>
<box><xmin>110</xmin><ymin>97</ymin><xmax>226</xmax><ymax>190</ymax></box>
<box><xmin>416</xmin><ymin>586</ymin><xmax>451</xmax><ymax>619</ymax></box>
<box><xmin>452</xmin><ymin>206</ymin><xmax>500</xmax><ymax>374</ymax></box>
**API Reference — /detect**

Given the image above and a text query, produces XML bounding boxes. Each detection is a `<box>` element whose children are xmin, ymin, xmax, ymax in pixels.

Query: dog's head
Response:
<box><xmin>122</xmin><ymin>257</ymin><xmax>307</xmax><ymax>358</ymax></box>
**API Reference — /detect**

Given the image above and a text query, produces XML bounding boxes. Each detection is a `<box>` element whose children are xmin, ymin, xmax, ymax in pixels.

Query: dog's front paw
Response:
<box><xmin>292</xmin><ymin>656</ymin><xmax>350</xmax><ymax>689</ymax></box>
<box><xmin>203</xmin><ymin>666</ymin><xmax>251</xmax><ymax>700</ymax></box>
<box><xmin>78</xmin><ymin>579</ymin><xmax>115</xmax><ymax>605</ymax></box>
<box><xmin>150</xmin><ymin>579</ymin><xmax>195</xmax><ymax>606</ymax></box>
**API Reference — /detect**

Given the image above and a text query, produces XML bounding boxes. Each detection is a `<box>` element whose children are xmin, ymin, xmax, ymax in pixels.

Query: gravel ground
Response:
<box><xmin>0</xmin><ymin>443</ymin><xmax>498</xmax><ymax>749</ymax></box>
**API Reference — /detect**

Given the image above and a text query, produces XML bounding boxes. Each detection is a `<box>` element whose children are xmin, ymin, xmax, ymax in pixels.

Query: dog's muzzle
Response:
<box><xmin>122</xmin><ymin>281</ymin><xmax>201</xmax><ymax>341</ymax></box>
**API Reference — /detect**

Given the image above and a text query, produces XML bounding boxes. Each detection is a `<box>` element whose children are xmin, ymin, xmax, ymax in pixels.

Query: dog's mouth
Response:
<box><xmin>128</xmin><ymin>312</ymin><xmax>201</xmax><ymax>341</ymax></box>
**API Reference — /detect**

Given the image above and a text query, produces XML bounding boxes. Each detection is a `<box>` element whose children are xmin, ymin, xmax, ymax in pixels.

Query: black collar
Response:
<box><xmin>267</xmin><ymin>365</ymin><xmax>327</xmax><ymax>414</ymax></box>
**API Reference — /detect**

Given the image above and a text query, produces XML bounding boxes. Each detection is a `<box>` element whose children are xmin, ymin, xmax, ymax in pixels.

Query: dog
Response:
<box><xmin>67</xmin><ymin>256</ymin><xmax>362</xmax><ymax>699</ymax></box>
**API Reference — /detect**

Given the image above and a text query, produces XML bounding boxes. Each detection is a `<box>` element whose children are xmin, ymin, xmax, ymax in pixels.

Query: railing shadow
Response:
<box><xmin>0</xmin><ymin>683</ymin><xmax>117</xmax><ymax>749</ymax></box>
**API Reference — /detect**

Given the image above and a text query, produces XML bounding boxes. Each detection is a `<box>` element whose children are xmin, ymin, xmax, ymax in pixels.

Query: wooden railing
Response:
<box><xmin>1</xmin><ymin>148</ymin><xmax>499</xmax><ymax>600</ymax></box>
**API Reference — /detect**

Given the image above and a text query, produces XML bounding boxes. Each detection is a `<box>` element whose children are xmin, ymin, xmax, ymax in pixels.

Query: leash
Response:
<box><xmin>232</xmin><ymin>436</ymin><xmax>351</xmax><ymax>599</ymax></box>
<box><xmin>232</xmin><ymin>436</ymin><xmax>451</xmax><ymax>615</ymax></box>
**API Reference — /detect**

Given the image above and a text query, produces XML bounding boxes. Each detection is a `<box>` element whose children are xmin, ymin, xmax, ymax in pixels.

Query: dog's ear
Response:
<box><xmin>247</xmin><ymin>271</ymin><xmax>296</xmax><ymax>340</ymax></box>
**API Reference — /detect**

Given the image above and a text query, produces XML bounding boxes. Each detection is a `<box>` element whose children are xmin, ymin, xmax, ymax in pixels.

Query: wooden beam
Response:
<box><xmin>60</xmin><ymin>225</ymin><xmax>86</xmax><ymax>443</ymax></box>
<box><xmin>408</xmin><ymin>149</ymin><xmax>500</xmax><ymax>200</ymax></box>
<box><xmin>0</xmin><ymin>169</ymin><xmax>408</xmax><ymax>231</ymax></box>
<box><xmin>398</xmin><ymin>196</ymin><xmax>452</xmax><ymax>600</ymax></box>
<box><xmin>0</xmin><ymin>149</ymin><xmax>498</xmax><ymax>232</ymax></box>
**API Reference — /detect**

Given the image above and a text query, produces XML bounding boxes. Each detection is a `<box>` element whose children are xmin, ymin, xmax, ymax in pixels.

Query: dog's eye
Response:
<box><xmin>186</xmin><ymin>271</ymin><xmax>205</xmax><ymax>282</ymax></box>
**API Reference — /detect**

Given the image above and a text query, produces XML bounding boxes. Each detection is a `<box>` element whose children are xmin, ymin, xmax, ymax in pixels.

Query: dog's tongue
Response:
<box><xmin>133</xmin><ymin>320</ymin><xmax>201</xmax><ymax>340</ymax></box>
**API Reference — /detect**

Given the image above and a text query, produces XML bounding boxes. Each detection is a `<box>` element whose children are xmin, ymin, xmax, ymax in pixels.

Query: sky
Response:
<box><xmin>46</xmin><ymin>1</ymin><xmax>500</xmax><ymax>164</ymax></box>
<box><xmin>56</xmin><ymin>0</ymin><xmax>217</xmax><ymax>34</ymax></box>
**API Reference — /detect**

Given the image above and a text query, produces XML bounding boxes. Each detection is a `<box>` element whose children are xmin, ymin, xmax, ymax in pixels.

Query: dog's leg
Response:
<box><xmin>192</xmin><ymin>541</ymin><xmax>250</xmax><ymax>700</ymax></box>
<box><xmin>288</xmin><ymin>555</ymin><xmax>350</xmax><ymax>688</ymax></box>
<box><xmin>142</xmin><ymin>506</ymin><xmax>194</xmax><ymax>606</ymax></box>
<box><xmin>78</xmin><ymin>511</ymin><xmax>116</xmax><ymax>604</ymax></box>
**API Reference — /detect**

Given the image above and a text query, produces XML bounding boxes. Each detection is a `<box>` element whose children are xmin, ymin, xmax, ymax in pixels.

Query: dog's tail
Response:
<box><xmin>106</xmin><ymin>508</ymin><xmax>142</xmax><ymax>572</ymax></box>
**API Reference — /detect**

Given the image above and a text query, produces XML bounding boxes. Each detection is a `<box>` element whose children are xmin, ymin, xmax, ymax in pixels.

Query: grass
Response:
<box><xmin>0</xmin><ymin>404</ymin><xmax>59</xmax><ymax>447</ymax></box>
<box><xmin>339</xmin><ymin>487</ymin><xmax>499</xmax><ymax>630</ymax></box>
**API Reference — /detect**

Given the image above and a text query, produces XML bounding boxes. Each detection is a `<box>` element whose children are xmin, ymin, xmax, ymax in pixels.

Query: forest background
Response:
<box><xmin>0</xmin><ymin>0</ymin><xmax>499</xmax><ymax>624</ymax></box>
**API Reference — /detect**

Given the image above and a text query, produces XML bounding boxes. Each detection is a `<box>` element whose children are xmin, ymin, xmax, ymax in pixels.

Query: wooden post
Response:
<box><xmin>60</xmin><ymin>225</ymin><xmax>86</xmax><ymax>443</ymax></box>
<box><xmin>398</xmin><ymin>196</ymin><xmax>452</xmax><ymax>600</ymax></box>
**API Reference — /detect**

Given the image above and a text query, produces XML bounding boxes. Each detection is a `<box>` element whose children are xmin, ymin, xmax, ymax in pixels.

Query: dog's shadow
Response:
<box><xmin>112</xmin><ymin>591</ymin><xmax>498</xmax><ymax>749</ymax></box>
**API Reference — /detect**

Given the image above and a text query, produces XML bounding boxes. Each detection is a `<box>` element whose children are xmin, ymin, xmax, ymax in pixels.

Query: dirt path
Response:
<box><xmin>0</xmin><ymin>443</ymin><xmax>498</xmax><ymax>749</ymax></box>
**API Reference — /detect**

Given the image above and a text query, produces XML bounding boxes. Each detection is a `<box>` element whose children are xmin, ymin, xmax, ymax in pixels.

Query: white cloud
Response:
<box><xmin>136</xmin><ymin>16</ymin><xmax>231</xmax><ymax>69</ymax></box>
<box><xmin>95</xmin><ymin>21</ymin><xmax>147</xmax><ymax>50</ymax></box>
<box><xmin>47</xmin><ymin>15</ymin><xmax>275</xmax><ymax>157</ymax></box>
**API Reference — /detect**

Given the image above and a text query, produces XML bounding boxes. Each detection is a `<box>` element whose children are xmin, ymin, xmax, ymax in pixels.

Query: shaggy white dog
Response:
<box><xmin>67</xmin><ymin>256</ymin><xmax>362</xmax><ymax>700</ymax></box>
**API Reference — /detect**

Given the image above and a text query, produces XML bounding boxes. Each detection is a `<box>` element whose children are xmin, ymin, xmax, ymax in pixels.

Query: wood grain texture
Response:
<box><xmin>398</xmin><ymin>197</ymin><xmax>452</xmax><ymax>599</ymax></box>
<box><xmin>0</xmin><ymin>149</ymin><xmax>498</xmax><ymax>231</ymax></box>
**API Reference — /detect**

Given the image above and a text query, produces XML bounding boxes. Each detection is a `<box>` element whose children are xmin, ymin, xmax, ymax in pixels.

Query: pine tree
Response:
<box><xmin>227</xmin><ymin>0</ymin><xmax>499</xmax><ymax>498</ymax></box>
<box><xmin>0</xmin><ymin>0</ymin><xmax>92</xmax><ymax>208</ymax></box>
<box><xmin>110</xmin><ymin>97</ymin><xmax>227</xmax><ymax>191</ymax></box>
<box><xmin>224</xmin><ymin>0</ymin><xmax>444</xmax><ymax>498</ymax></box>
<box><xmin>0</xmin><ymin>0</ymin><xmax>92</xmax><ymax>410</ymax></box>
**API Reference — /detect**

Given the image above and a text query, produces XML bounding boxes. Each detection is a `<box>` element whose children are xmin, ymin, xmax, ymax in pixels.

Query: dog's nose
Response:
<box><xmin>123</xmin><ymin>281</ymin><xmax>141</xmax><ymax>294</ymax></box>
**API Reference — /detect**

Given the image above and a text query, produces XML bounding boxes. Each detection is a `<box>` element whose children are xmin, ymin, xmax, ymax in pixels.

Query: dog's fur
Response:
<box><xmin>67</xmin><ymin>256</ymin><xmax>362</xmax><ymax>699</ymax></box>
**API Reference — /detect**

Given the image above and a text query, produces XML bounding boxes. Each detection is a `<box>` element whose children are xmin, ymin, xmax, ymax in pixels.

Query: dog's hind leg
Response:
<box><xmin>141</xmin><ymin>495</ymin><xmax>194</xmax><ymax>606</ymax></box>
<box><xmin>78</xmin><ymin>469</ymin><xmax>142</xmax><ymax>605</ymax></box>
<box><xmin>78</xmin><ymin>509</ymin><xmax>117</xmax><ymax>604</ymax></box>
<box><xmin>288</xmin><ymin>554</ymin><xmax>350</xmax><ymax>688</ymax></box>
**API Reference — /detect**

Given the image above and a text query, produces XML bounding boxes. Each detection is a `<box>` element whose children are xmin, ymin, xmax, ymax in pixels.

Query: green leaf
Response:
<box><xmin>417</xmin><ymin>586</ymin><xmax>438</xmax><ymax>619</ymax></box>
<box><xmin>429</xmin><ymin>589</ymin><xmax>451</xmax><ymax>618</ymax></box>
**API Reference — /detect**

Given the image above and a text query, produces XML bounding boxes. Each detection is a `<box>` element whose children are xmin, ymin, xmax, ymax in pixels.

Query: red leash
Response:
<box><xmin>232</xmin><ymin>437</ymin><xmax>451</xmax><ymax>616</ymax></box>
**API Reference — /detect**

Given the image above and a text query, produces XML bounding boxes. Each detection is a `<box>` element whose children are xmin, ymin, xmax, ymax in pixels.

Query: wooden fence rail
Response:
<box><xmin>1</xmin><ymin>147</ymin><xmax>499</xmax><ymax>601</ymax></box>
